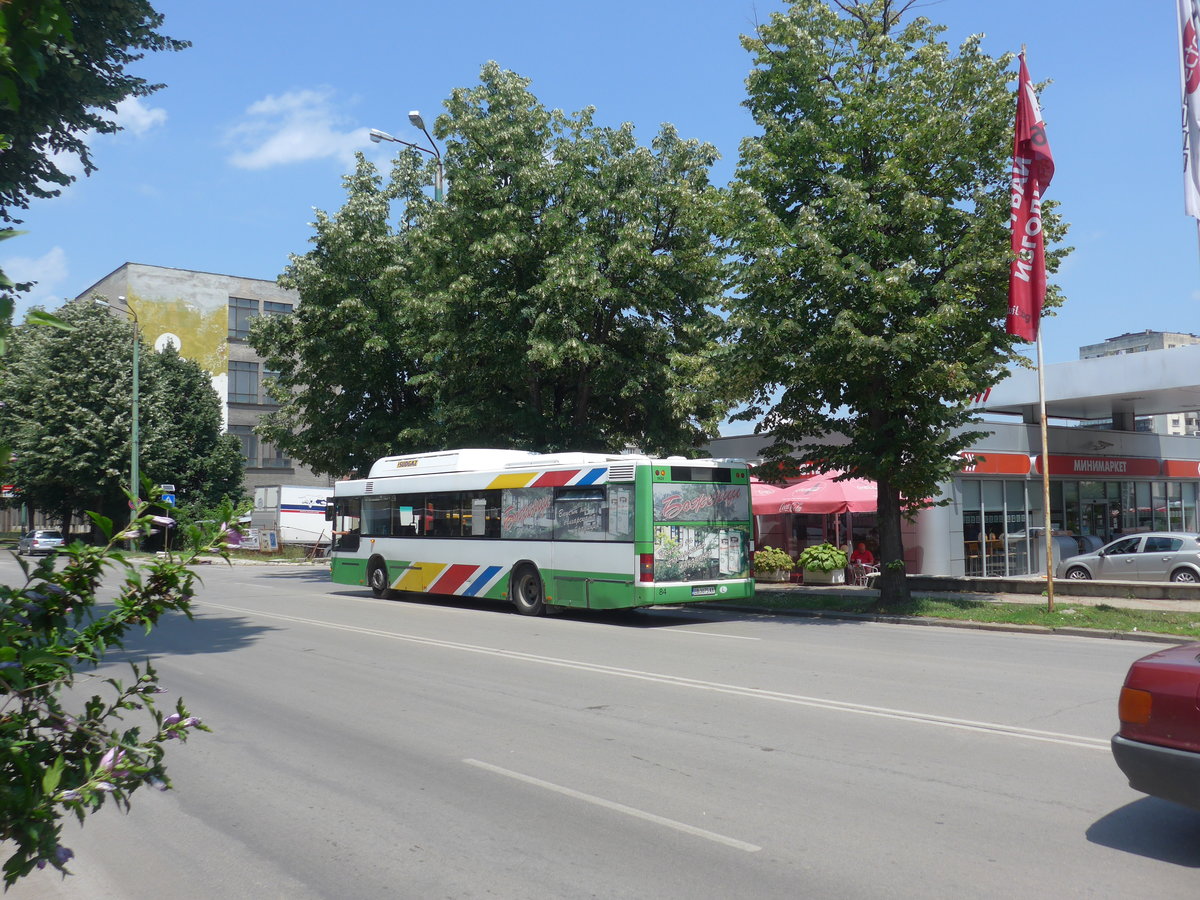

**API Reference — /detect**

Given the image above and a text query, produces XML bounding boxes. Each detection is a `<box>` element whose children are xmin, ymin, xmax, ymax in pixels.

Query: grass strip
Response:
<box><xmin>722</xmin><ymin>592</ymin><xmax>1200</xmax><ymax>639</ymax></box>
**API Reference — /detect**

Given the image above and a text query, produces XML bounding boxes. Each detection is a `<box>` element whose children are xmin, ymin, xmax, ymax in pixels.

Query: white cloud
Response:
<box><xmin>112</xmin><ymin>96</ymin><xmax>168</xmax><ymax>136</ymax></box>
<box><xmin>225</xmin><ymin>88</ymin><xmax>368</xmax><ymax>170</ymax></box>
<box><xmin>2</xmin><ymin>246</ymin><xmax>69</xmax><ymax>317</ymax></box>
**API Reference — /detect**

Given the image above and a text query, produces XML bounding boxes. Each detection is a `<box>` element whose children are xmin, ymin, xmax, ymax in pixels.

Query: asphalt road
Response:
<box><xmin>5</xmin><ymin>557</ymin><xmax>1200</xmax><ymax>899</ymax></box>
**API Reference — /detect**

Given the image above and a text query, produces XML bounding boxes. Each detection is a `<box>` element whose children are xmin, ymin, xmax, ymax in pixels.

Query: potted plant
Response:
<box><xmin>753</xmin><ymin>545</ymin><xmax>794</xmax><ymax>582</ymax></box>
<box><xmin>798</xmin><ymin>542</ymin><xmax>849</xmax><ymax>585</ymax></box>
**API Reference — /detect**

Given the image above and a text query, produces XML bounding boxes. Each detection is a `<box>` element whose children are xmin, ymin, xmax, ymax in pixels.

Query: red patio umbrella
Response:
<box><xmin>753</xmin><ymin>470</ymin><xmax>877</xmax><ymax>515</ymax></box>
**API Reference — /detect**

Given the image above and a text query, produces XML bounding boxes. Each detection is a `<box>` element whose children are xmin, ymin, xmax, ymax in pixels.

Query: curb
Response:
<box><xmin>699</xmin><ymin>603</ymin><xmax>1192</xmax><ymax>645</ymax></box>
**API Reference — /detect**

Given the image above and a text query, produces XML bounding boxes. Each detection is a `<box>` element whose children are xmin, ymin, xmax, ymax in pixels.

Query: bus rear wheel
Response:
<box><xmin>368</xmin><ymin>559</ymin><xmax>390</xmax><ymax>598</ymax></box>
<box><xmin>511</xmin><ymin>564</ymin><xmax>546</xmax><ymax>616</ymax></box>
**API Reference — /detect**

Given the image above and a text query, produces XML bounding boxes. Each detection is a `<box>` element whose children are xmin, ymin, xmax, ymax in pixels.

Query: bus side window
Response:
<box><xmin>607</xmin><ymin>485</ymin><xmax>635</xmax><ymax>541</ymax></box>
<box><xmin>334</xmin><ymin>497</ymin><xmax>362</xmax><ymax>551</ymax></box>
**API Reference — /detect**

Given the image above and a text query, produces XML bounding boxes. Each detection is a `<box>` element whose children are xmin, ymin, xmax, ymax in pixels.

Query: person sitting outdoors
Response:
<box><xmin>850</xmin><ymin>542</ymin><xmax>875</xmax><ymax>565</ymax></box>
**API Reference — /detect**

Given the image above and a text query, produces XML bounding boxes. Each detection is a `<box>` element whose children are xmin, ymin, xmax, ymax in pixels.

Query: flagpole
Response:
<box><xmin>1036</xmin><ymin>332</ymin><xmax>1055</xmax><ymax>611</ymax></box>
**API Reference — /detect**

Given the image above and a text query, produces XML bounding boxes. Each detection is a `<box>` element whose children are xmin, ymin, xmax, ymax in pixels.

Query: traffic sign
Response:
<box><xmin>161</xmin><ymin>493</ymin><xmax>176</xmax><ymax>507</ymax></box>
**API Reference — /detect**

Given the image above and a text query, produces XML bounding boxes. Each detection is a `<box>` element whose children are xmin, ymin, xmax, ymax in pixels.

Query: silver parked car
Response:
<box><xmin>1057</xmin><ymin>532</ymin><xmax>1200</xmax><ymax>583</ymax></box>
<box><xmin>16</xmin><ymin>529</ymin><xmax>66</xmax><ymax>556</ymax></box>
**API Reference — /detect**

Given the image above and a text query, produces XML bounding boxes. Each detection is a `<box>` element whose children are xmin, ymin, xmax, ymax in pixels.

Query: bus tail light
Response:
<box><xmin>638</xmin><ymin>553</ymin><xmax>654</xmax><ymax>582</ymax></box>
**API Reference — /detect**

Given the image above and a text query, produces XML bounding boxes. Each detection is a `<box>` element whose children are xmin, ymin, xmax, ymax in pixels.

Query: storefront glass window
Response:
<box><xmin>1063</xmin><ymin>482</ymin><xmax>1080</xmax><ymax>535</ymax></box>
<box><xmin>961</xmin><ymin>480</ymin><xmax>982</xmax><ymax>576</ymax></box>
<box><xmin>1183</xmin><ymin>483</ymin><xmax>1198</xmax><ymax>532</ymax></box>
<box><xmin>1151</xmin><ymin>482</ymin><xmax>1167</xmax><ymax>531</ymax></box>
<box><xmin>1120</xmin><ymin>483</ymin><xmax>1137</xmax><ymax>533</ymax></box>
<box><xmin>1005</xmin><ymin>481</ymin><xmax>1028</xmax><ymax>576</ymax></box>
<box><xmin>1134</xmin><ymin>482</ymin><xmax>1152</xmax><ymax>532</ymax></box>
<box><xmin>1167</xmin><ymin>482</ymin><xmax>1182</xmax><ymax>531</ymax></box>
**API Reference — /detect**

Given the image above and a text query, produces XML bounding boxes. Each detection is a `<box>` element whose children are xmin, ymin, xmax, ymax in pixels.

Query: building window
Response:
<box><xmin>229</xmin><ymin>297</ymin><xmax>257</xmax><ymax>340</ymax></box>
<box><xmin>261</xmin><ymin>442</ymin><xmax>291</xmax><ymax>469</ymax></box>
<box><xmin>263</xmin><ymin>300</ymin><xmax>292</xmax><ymax>317</ymax></box>
<box><xmin>229</xmin><ymin>360</ymin><xmax>260</xmax><ymax>403</ymax></box>
<box><xmin>262</xmin><ymin>370</ymin><xmax>280</xmax><ymax>406</ymax></box>
<box><xmin>229</xmin><ymin>424</ymin><xmax>257</xmax><ymax>466</ymax></box>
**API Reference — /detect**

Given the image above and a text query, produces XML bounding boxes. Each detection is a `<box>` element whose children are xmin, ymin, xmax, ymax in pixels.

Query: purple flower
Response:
<box><xmin>55</xmin><ymin>847</ymin><xmax>74</xmax><ymax>864</ymax></box>
<box><xmin>98</xmin><ymin>748</ymin><xmax>128</xmax><ymax>777</ymax></box>
<box><xmin>95</xmin><ymin>781</ymin><xmax>116</xmax><ymax>792</ymax></box>
<box><xmin>58</xmin><ymin>789</ymin><xmax>81</xmax><ymax>802</ymax></box>
<box><xmin>182</xmin><ymin>717</ymin><xmax>201</xmax><ymax>728</ymax></box>
<box><xmin>163</xmin><ymin>713</ymin><xmax>182</xmax><ymax>726</ymax></box>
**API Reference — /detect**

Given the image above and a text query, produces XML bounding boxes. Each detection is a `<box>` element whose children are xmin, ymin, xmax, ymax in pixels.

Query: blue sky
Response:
<box><xmin>4</xmin><ymin>0</ymin><xmax>1194</xmax><ymax>369</ymax></box>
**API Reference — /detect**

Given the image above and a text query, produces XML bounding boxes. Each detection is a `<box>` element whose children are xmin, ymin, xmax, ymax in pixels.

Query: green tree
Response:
<box><xmin>140</xmin><ymin>343</ymin><xmax>244</xmax><ymax>511</ymax></box>
<box><xmin>251</xmin><ymin>151</ymin><xmax>439</xmax><ymax>478</ymax></box>
<box><xmin>0</xmin><ymin>0</ymin><xmax>188</xmax><ymax>223</ymax></box>
<box><xmin>414</xmin><ymin>63</ymin><xmax>729</xmax><ymax>455</ymax></box>
<box><xmin>0</xmin><ymin>302</ymin><xmax>244</xmax><ymax>529</ymax></box>
<box><xmin>1</xmin><ymin>302</ymin><xmax>133</xmax><ymax>528</ymax></box>
<box><xmin>253</xmin><ymin>63</ymin><xmax>731</xmax><ymax>475</ymax></box>
<box><xmin>727</xmin><ymin>0</ymin><xmax>1069</xmax><ymax>601</ymax></box>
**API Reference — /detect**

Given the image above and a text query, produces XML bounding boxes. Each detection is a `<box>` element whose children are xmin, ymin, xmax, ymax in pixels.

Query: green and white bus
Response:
<box><xmin>327</xmin><ymin>449</ymin><xmax>754</xmax><ymax>615</ymax></box>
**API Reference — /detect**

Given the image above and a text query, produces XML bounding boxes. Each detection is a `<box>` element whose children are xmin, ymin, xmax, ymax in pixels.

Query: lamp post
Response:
<box><xmin>369</xmin><ymin>109</ymin><xmax>443</xmax><ymax>201</ymax></box>
<box><xmin>95</xmin><ymin>297</ymin><xmax>140</xmax><ymax>528</ymax></box>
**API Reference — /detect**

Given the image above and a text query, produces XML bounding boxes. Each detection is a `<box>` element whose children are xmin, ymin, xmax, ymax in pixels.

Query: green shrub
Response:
<box><xmin>798</xmin><ymin>542</ymin><xmax>848</xmax><ymax>573</ymax></box>
<box><xmin>753</xmin><ymin>545</ymin><xmax>794</xmax><ymax>572</ymax></box>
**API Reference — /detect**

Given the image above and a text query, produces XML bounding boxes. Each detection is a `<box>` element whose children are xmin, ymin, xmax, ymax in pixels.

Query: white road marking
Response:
<box><xmin>199</xmin><ymin>601</ymin><xmax>1111</xmax><ymax>751</ymax></box>
<box><xmin>463</xmin><ymin>758</ymin><xmax>762</xmax><ymax>853</ymax></box>
<box><xmin>671</xmin><ymin>629</ymin><xmax>759</xmax><ymax>641</ymax></box>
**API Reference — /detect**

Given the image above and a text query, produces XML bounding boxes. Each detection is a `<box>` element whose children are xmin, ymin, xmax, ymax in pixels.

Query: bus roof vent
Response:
<box><xmin>607</xmin><ymin>464</ymin><xmax>636</xmax><ymax>482</ymax></box>
<box><xmin>364</xmin><ymin>481</ymin><xmax>374</xmax><ymax>494</ymax></box>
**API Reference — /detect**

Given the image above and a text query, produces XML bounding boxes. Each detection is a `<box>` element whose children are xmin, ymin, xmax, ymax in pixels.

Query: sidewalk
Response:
<box><xmin>753</xmin><ymin>580</ymin><xmax>1200</xmax><ymax>614</ymax></box>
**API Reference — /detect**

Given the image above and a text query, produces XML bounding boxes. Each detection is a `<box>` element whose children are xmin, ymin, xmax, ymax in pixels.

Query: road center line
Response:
<box><xmin>199</xmin><ymin>601</ymin><xmax>1110</xmax><ymax>751</ymax></box>
<box><xmin>463</xmin><ymin>758</ymin><xmax>761</xmax><ymax>852</ymax></box>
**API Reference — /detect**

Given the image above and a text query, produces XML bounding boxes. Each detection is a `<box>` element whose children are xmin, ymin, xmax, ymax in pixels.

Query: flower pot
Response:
<box><xmin>755</xmin><ymin>569</ymin><xmax>791</xmax><ymax>583</ymax></box>
<box><xmin>802</xmin><ymin>568</ymin><xmax>845</xmax><ymax>585</ymax></box>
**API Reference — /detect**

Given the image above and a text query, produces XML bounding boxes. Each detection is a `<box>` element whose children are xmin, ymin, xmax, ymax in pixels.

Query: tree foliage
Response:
<box><xmin>139</xmin><ymin>344</ymin><xmax>244</xmax><ymax>511</ymax></box>
<box><xmin>727</xmin><ymin>0</ymin><xmax>1069</xmax><ymax>600</ymax></box>
<box><xmin>0</xmin><ymin>301</ymin><xmax>244</xmax><ymax>528</ymax></box>
<box><xmin>251</xmin><ymin>152</ymin><xmax>439</xmax><ymax>477</ymax></box>
<box><xmin>0</xmin><ymin>504</ymin><xmax>231</xmax><ymax>884</ymax></box>
<box><xmin>0</xmin><ymin>0</ymin><xmax>188</xmax><ymax>223</ymax></box>
<box><xmin>253</xmin><ymin>62</ymin><xmax>730</xmax><ymax>476</ymax></box>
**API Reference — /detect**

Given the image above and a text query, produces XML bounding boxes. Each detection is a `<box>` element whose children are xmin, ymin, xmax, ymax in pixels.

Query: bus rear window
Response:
<box><xmin>653</xmin><ymin>483</ymin><xmax>749</xmax><ymax>524</ymax></box>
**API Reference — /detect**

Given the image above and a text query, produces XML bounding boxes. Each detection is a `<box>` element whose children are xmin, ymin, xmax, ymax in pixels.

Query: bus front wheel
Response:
<box><xmin>368</xmin><ymin>559</ymin><xmax>390</xmax><ymax>598</ymax></box>
<box><xmin>511</xmin><ymin>564</ymin><xmax>546</xmax><ymax>616</ymax></box>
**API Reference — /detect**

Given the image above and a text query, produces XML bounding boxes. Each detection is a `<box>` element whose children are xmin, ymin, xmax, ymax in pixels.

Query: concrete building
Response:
<box><xmin>77</xmin><ymin>262</ymin><xmax>332</xmax><ymax>497</ymax></box>
<box><xmin>1078</xmin><ymin>331</ymin><xmax>1200</xmax><ymax>436</ymax></box>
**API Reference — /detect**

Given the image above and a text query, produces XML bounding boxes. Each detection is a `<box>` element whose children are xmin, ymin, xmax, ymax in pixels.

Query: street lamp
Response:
<box><xmin>95</xmin><ymin>297</ymin><xmax>140</xmax><ymax>529</ymax></box>
<box><xmin>369</xmin><ymin>109</ymin><xmax>443</xmax><ymax>201</ymax></box>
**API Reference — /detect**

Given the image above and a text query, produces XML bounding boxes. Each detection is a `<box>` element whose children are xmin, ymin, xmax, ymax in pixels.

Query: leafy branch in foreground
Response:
<box><xmin>0</xmin><ymin>497</ymin><xmax>241</xmax><ymax>885</ymax></box>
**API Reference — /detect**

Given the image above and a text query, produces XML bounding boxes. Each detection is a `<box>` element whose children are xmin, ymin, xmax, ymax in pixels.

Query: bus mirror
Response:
<box><xmin>325</xmin><ymin>501</ymin><xmax>335</xmax><ymax>522</ymax></box>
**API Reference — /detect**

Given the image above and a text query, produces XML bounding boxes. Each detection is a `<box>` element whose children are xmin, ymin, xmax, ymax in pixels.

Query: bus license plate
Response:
<box><xmin>690</xmin><ymin>585</ymin><xmax>717</xmax><ymax>597</ymax></box>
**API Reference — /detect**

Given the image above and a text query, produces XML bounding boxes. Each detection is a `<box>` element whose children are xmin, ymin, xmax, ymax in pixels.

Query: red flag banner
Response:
<box><xmin>1007</xmin><ymin>53</ymin><xmax>1054</xmax><ymax>342</ymax></box>
<box><xmin>1179</xmin><ymin>0</ymin><xmax>1200</xmax><ymax>218</ymax></box>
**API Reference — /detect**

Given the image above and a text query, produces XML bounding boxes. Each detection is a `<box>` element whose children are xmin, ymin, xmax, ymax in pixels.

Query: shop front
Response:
<box><xmin>953</xmin><ymin>449</ymin><xmax>1200</xmax><ymax>578</ymax></box>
